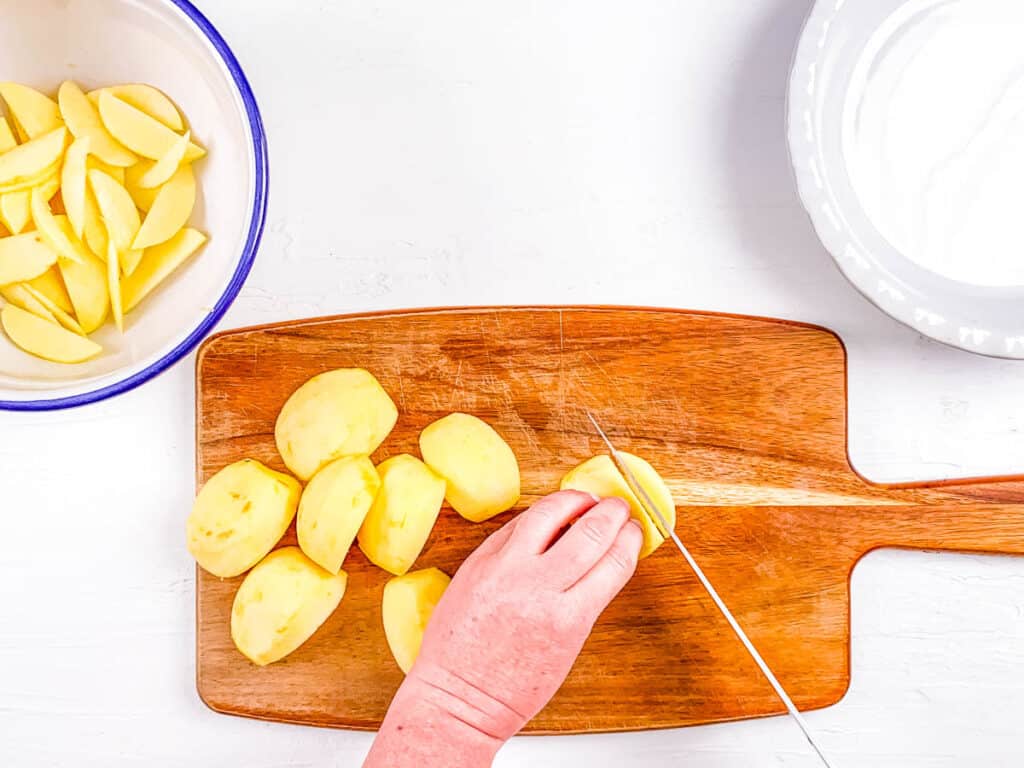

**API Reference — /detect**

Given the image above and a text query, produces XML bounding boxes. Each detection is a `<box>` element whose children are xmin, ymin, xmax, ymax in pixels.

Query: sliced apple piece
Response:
<box><xmin>22</xmin><ymin>283</ymin><xmax>84</xmax><ymax>335</ymax></box>
<box><xmin>61</xmin><ymin>136</ymin><xmax>90</xmax><ymax>238</ymax></box>
<box><xmin>0</xmin><ymin>126</ymin><xmax>66</xmax><ymax>187</ymax></box>
<box><xmin>0</xmin><ymin>83</ymin><xmax>62</xmax><ymax>140</ymax></box>
<box><xmin>97</xmin><ymin>92</ymin><xmax>204</xmax><ymax>161</ymax></box>
<box><xmin>122</xmin><ymin>227</ymin><xmax>206</xmax><ymax>312</ymax></box>
<box><xmin>132</xmin><ymin>163</ymin><xmax>194</xmax><ymax>249</ymax></box>
<box><xmin>0</xmin><ymin>283</ymin><xmax>57</xmax><ymax>324</ymax></box>
<box><xmin>58</xmin><ymin>81</ymin><xmax>136</xmax><ymax>167</ymax></box>
<box><xmin>107</xmin><ymin>239</ymin><xmax>123</xmax><ymax>332</ymax></box>
<box><xmin>0</xmin><ymin>192</ymin><xmax>30</xmax><ymax>234</ymax></box>
<box><xmin>88</xmin><ymin>169</ymin><xmax>140</xmax><ymax>252</ymax></box>
<box><xmin>0</xmin><ymin>117</ymin><xmax>17</xmax><ymax>151</ymax></box>
<box><xmin>26</xmin><ymin>266</ymin><xmax>74</xmax><ymax>314</ymax></box>
<box><xmin>139</xmin><ymin>130</ymin><xmax>190</xmax><ymax>188</ymax></box>
<box><xmin>0</xmin><ymin>303</ymin><xmax>101</xmax><ymax>363</ymax></box>
<box><xmin>382</xmin><ymin>568</ymin><xmax>451</xmax><ymax>674</ymax></box>
<box><xmin>90</xmin><ymin>84</ymin><xmax>184</xmax><ymax>131</ymax></box>
<box><xmin>58</xmin><ymin>249</ymin><xmax>108</xmax><ymax>334</ymax></box>
<box><xmin>0</xmin><ymin>232</ymin><xmax>57</xmax><ymax>285</ymax></box>
<box><xmin>30</xmin><ymin>188</ymin><xmax>86</xmax><ymax>264</ymax></box>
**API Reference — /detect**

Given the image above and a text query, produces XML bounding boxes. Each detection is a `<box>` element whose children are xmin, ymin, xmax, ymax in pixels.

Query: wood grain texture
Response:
<box><xmin>194</xmin><ymin>306</ymin><xmax>1024</xmax><ymax>733</ymax></box>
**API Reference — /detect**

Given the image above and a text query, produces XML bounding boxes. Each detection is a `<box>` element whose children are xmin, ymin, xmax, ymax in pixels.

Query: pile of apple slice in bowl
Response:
<box><xmin>0</xmin><ymin>81</ymin><xmax>207</xmax><ymax>364</ymax></box>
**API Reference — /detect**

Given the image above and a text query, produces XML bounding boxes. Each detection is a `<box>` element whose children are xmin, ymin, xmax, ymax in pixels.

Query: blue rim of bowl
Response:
<box><xmin>0</xmin><ymin>0</ymin><xmax>268</xmax><ymax>411</ymax></box>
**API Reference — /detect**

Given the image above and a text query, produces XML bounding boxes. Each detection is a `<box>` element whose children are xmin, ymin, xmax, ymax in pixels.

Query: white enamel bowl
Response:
<box><xmin>788</xmin><ymin>0</ymin><xmax>1024</xmax><ymax>358</ymax></box>
<box><xmin>0</xmin><ymin>0</ymin><xmax>266</xmax><ymax>409</ymax></box>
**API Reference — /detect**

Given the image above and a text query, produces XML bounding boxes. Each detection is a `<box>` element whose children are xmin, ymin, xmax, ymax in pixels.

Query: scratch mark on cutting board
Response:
<box><xmin>449</xmin><ymin>360</ymin><xmax>465</xmax><ymax>409</ymax></box>
<box><xmin>395</xmin><ymin>368</ymin><xmax>408</xmax><ymax>410</ymax></box>
<box><xmin>584</xmin><ymin>351</ymin><xmax>613</xmax><ymax>383</ymax></box>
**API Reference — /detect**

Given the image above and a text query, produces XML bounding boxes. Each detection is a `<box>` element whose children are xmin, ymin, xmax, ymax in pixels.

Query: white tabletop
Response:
<box><xmin>3</xmin><ymin>1</ymin><xmax>1024</xmax><ymax>765</ymax></box>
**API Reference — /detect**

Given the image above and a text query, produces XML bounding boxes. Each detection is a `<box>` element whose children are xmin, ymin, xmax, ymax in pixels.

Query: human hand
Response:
<box><xmin>364</xmin><ymin>490</ymin><xmax>643</xmax><ymax>767</ymax></box>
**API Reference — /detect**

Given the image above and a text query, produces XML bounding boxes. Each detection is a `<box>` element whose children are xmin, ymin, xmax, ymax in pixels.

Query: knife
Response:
<box><xmin>587</xmin><ymin>412</ymin><xmax>835</xmax><ymax>768</ymax></box>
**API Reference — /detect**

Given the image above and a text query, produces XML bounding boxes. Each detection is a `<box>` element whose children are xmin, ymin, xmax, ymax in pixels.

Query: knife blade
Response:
<box><xmin>586</xmin><ymin>412</ymin><xmax>835</xmax><ymax>768</ymax></box>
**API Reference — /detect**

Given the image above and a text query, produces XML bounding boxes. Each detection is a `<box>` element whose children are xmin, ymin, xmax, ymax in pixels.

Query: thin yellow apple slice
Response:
<box><xmin>0</xmin><ymin>83</ymin><xmax>62</xmax><ymax>140</ymax></box>
<box><xmin>58</xmin><ymin>81</ymin><xmax>136</xmax><ymax>167</ymax></box>
<box><xmin>97</xmin><ymin>92</ymin><xmax>204</xmax><ymax>162</ymax></box>
<box><xmin>0</xmin><ymin>192</ymin><xmax>30</xmax><ymax>234</ymax></box>
<box><xmin>0</xmin><ymin>127</ymin><xmax>66</xmax><ymax>187</ymax></box>
<box><xmin>139</xmin><ymin>131</ymin><xmax>190</xmax><ymax>188</ymax></box>
<box><xmin>122</xmin><ymin>227</ymin><xmax>206</xmax><ymax>312</ymax></box>
<box><xmin>90</xmin><ymin>84</ymin><xmax>183</xmax><ymax>131</ymax></box>
<box><xmin>86</xmin><ymin>156</ymin><xmax>125</xmax><ymax>186</ymax></box>
<box><xmin>1</xmin><ymin>304</ymin><xmax>101</xmax><ymax>363</ymax></box>
<box><xmin>30</xmin><ymin>188</ymin><xmax>86</xmax><ymax>264</ymax></box>
<box><xmin>0</xmin><ymin>118</ymin><xmax>17</xmax><ymax>151</ymax></box>
<box><xmin>62</xmin><ymin>136</ymin><xmax>90</xmax><ymax>238</ymax></box>
<box><xmin>124</xmin><ymin>161</ymin><xmax>159</xmax><ymax>212</ymax></box>
<box><xmin>21</xmin><ymin>283</ymin><xmax>84</xmax><ymax>336</ymax></box>
<box><xmin>0</xmin><ymin>232</ymin><xmax>57</xmax><ymax>284</ymax></box>
<box><xmin>89</xmin><ymin>169</ymin><xmax>140</xmax><ymax>252</ymax></box>
<box><xmin>107</xmin><ymin>238</ymin><xmax>123</xmax><ymax>331</ymax></box>
<box><xmin>0</xmin><ymin>283</ymin><xmax>57</xmax><ymax>323</ymax></box>
<box><xmin>133</xmin><ymin>164</ymin><xmax>194</xmax><ymax>249</ymax></box>
<box><xmin>26</xmin><ymin>266</ymin><xmax>74</xmax><ymax>314</ymax></box>
<box><xmin>58</xmin><ymin>248</ymin><xmax>108</xmax><ymax>334</ymax></box>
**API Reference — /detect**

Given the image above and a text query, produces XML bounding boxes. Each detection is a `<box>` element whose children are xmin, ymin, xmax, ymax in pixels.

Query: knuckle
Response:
<box><xmin>580</xmin><ymin>517</ymin><xmax>608</xmax><ymax>545</ymax></box>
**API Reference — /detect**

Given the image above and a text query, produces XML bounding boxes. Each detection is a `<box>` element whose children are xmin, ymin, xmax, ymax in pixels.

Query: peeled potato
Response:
<box><xmin>121</xmin><ymin>227</ymin><xmax>206</xmax><ymax>312</ymax></box>
<box><xmin>186</xmin><ymin>459</ymin><xmax>301</xmax><ymax>578</ymax></box>
<box><xmin>419</xmin><ymin>413</ymin><xmax>520</xmax><ymax>522</ymax></box>
<box><xmin>297</xmin><ymin>455</ymin><xmax>380</xmax><ymax>574</ymax></box>
<box><xmin>382</xmin><ymin>567</ymin><xmax>450</xmax><ymax>674</ymax></box>
<box><xmin>0</xmin><ymin>83</ymin><xmax>62</xmax><ymax>139</ymax></box>
<box><xmin>358</xmin><ymin>454</ymin><xmax>446</xmax><ymax>576</ymax></box>
<box><xmin>560</xmin><ymin>452</ymin><xmax>675</xmax><ymax>558</ymax></box>
<box><xmin>231</xmin><ymin>546</ymin><xmax>347</xmax><ymax>666</ymax></box>
<box><xmin>0</xmin><ymin>232</ymin><xmax>57</xmax><ymax>285</ymax></box>
<box><xmin>0</xmin><ymin>303</ymin><xmax>100</xmax><ymax>363</ymax></box>
<box><xmin>0</xmin><ymin>127</ymin><xmax>66</xmax><ymax>187</ymax></box>
<box><xmin>275</xmin><ymin>368</ymin><xmax>399</xmax><ymax>481</ymax></box>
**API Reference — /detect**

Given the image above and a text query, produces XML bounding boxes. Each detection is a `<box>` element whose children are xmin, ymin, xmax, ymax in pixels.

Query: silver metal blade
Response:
<box><xmin>586</xmin><ymin>412</ymin><xmax>835</xmax><ymax>768</ymax></box>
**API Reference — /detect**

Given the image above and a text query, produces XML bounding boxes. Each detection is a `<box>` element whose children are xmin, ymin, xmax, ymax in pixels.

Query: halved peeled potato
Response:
<box><xmin>0</xmin><ymin>303</ymin><xmax>100</xmax><ymax>363</ymax></box>
<box><xmin>560</xmin><ymin>452</ymin><xmax>675</xmax><ymax>559</ymax></box>
<box><xmin>419</xmin><ymin>413</ymin><xmax>521</xmax><ymax>522</ymax></box>
<box><xmin>275</xmin><ymin>368</ymin><xmax>399</xmax><ymax>481</ymax></box>
<box><xmin>297</xmin><ymin>455</ymin><xmax>380</xmax><ymax>574</ymax></box>
<box><xmin>358</xmin><ymin>454</ymin><xmax>446</xmax><ymax>576</ymax></box>
<box><xmin>382</xmin><ymin>567</ymin><xmax>450</xmax><ymax>674</ymax></box>
<box><xmin>186</xmin><ymin>459</ymin><xmax>301</xmax><ymax>578</ymax></box>
<box><xmin>231</xmin><ymin>546</ymin><xmax>347</xmax><ymax>666</ymax></box>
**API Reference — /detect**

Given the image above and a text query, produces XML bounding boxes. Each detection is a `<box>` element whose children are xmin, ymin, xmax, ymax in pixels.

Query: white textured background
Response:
<box><xmin>2</xmin><ymin>1</ymin><xmax>1024</xmax><ymax>765</ymax></box>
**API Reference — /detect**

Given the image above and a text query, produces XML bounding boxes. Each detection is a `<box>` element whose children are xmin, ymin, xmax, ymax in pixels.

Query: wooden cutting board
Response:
<box><xmin>195</xmin><ymin>306</ymin><xmax>1024</xmax><ymax>733</ymax></box>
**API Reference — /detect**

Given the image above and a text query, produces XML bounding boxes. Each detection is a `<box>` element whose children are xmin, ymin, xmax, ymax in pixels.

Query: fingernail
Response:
<box><xmin>586</xmin><ymin>492</ymin><xmax>601</xmax><ymax>503</ymax></box>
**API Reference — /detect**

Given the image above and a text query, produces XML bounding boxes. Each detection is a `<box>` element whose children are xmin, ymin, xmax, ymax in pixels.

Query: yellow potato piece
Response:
<box><xmin>26</xmin><ymin>266</ymin><xmax>74</xmax><ymax>314</ymax></box>
<box><xmin>138</xmin><ymin>130</ymin><xmax>190</xmax><ymax>188</ymax></box>
<box><xmin>231</xmin><ymin>547</ymin><xmax>347</xmax><ymax>667</ymax></box>
<box><xmin>122</xmin><ymin>227</ymin><xmax>206</xmax><ymax>312</ymax></box>
<box><xmin>358</xmin><ymin>454</ymin><xmax>446</xmax><ymax>576</ymax></box>
<box><xmin>58</xmin><ymin>81</ymin><xmax>136</xmax><ymax>167</ymax></box>
<box><xmin>186</xmin><ymin>458</ymin><xmax>302</xmax><ymax>579</ymax></box>
<box><xmin>21</xmin><ymin>283</ymin><xmax>84</xmax><ymax>336</ymax></box>
<box><xmin>275</xmin><ymin>368</ymin><xmax>399</xmax><ymax>481</ymax></box>
<box><xmin>61</xmin><ymin>136</ymin><xmax>90</xmax><ymax>238</ymax></box>
<box><xmin>132</xmin><ymin>163</ymin><xmax>194</xmax><ymax>250</ymax></box>
<box><xmin>0</xmin><ymin>117</ymin><xmax>17</xmax><ymax>151</ymax></box>
<box><xmin>124</xmin><ymin>160</ymin><xmax>159</xmax><ymax>212</ymax></box>
<box><xmin>31</xmin><ymin>188</ymin><xmax>86</xmax><ymax>264</ymax></box>
<box><xmin>560</xmin><ymin>452</ymin><xmax>676</xmax><ymax>559</ymax></box>
<box><xmin>106</xmin><ymin>239</ymin><xmax>123</xmax><ymax>332</ymax></box>
<box><xmin>0</xmin><ymin>283</ymin><xmax>57</xmax><ymax>324</ymax></box>
<box><xmin>0</xmin><ymin>126</ymin><xmax>66</xmax><ymax>187</ymax></box>
<box><xmin>0</xmin><ymin>231</ymin><xmax>57</xmax><ymax>285</ymax></box>
<box><xmin>0</xmin><ymin>83</ymin><xmax>62</xmax><ymax>139</ymax></box>
<box><xmin>82</xmin><ymin>191</ymin><xmax>108</xmax><ymax>258</ymax></box>
<box><xmin>89</xmin><ymin>169</ymin><xmax>140</xmax><ymax>252</ymax></box>
<box><xmin>0</xmin><ymin>162</ymin><xmax>59</xmax><ymax>195</ymax></box>
<box><xmin>90</xmin><ymin>84</ymin><xmax>184</xmax><ymax>131</ymax></box>
<box><xmin>87</xmin><ymin>155</ymin><xmax>126</xmax><ymax>186</ymax></box>
<box><xmin>97</xmin><ymin>92</ymin><xmax>204</xmax><ymax>162</ymax></box>
<box><xmin>419</xmin><ymin>413</ymin><xmax>521</xmax><ymax>522</ymax></box>
<box><xmin>0</xmin><ymin>303</ymin><xmax>101</xmax><ymax>363</ymax></box>
<box><xmin>297</xmin><ymin>455</ymin><xmax>380</xmax><ymax>574</ymax></box>
<box><xmin>382</xmin><ymin>568</ymin><xmax>450</xmax><ymax>674</ymax></box>
<box><xmin>0</xmin><ymin>191</ymin><xmax>30</xmax><ymax>234</ymax></box>
<box><xmin>59</xmin><ymin>257</ymin><xmax>108</xmax><ymax>335</ymax></box>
